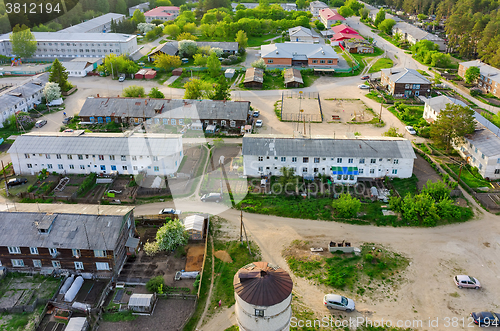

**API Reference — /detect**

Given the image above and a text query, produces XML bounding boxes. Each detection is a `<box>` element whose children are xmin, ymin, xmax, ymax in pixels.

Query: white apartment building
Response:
<box><xmin>58</xmin><ymin>13</ymin><xmax>125</xmax><ymax>33</ymax></box>
<box><xmin>242</xmin><ymin>135</ymin><xmax>416</xmax><ymax>184</ymax></box>
<box><xmin>0</xmin><ymin>32</ymin><xmax>138</xmax><ymax>58</ymax></box>
<box><xmin>144</xmin><ymin>6</ymin><xmax>180</xmax><ymax>22</ymax></box>
<box><xmin>309</xmin><ymin>0</ymin><xmax>328</xmax><ymax>16</ymax></box>
<box><xmin>0</xmin><ymin>73</ymin><xmax>48</xmax><ymax>128</ymax></box>
<box><xmin>423</xmin><ymin>95</ymin><xmax>468</xmax><ymax>123</ymax></box>
<box><xmin>8</xmin><ymin>131</ymin><xmax>183</xmax><ymax>176</ymax></box>
<box><xmin>455</xmin><ymin>114</ymin><xmax>500</xmax><ymax>180</ymax></box>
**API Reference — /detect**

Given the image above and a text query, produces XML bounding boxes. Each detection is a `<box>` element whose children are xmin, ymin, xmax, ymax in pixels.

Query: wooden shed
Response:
<box><xmin>172</xmin><ymin>68</ymin><xmax>183</xmax><ymax>76</ymax></box>
<box><xmin>243</xmin><ymin>68</ymin><xmax>264</xmax><ymax>89</ymax></box>
<box><xmin>128</xmin><ymin>293</ymin><xmax>157</xmax><ymax>315</ymax></box>
<box><xmin>183</xmin><ymin>215</ymin><xmax>205</xmax><ymax>240</ymax></box>
<box><xmin>284</xmin><ymin>68</ymin><xmax>304</xmax><ymax>88</ymax></box>
<box><xmin>145</xmin><ymin>70</ymin><xmax>157</xmax><ymax>79</ymax></box>
<box><xmin>135</xmin><ymin>69</ymin><xmax>148</xmax><ymax>79</ymax></box>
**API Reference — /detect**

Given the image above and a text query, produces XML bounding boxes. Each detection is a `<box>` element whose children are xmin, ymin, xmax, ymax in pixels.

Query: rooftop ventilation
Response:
<box><xmin>36</xmin><ymin>213</ymin><xmax>57</xmax><ymax>235</ymax></box>
<box><xmin>276</xmin><ymin>50</ymin><xmax>279</xmax><ymax>54</ymax></box>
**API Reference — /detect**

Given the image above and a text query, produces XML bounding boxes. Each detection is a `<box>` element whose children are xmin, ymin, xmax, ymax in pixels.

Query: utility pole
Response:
<box><xmin>379</xmin><ymin>102</ymin><xmax>383</xmax><ymax>123</ymax></box>
<box><xmin>2</xmin><ymin>160</ymin><xmax>8</xmax><ymax>197</ymax></box>
<box><xmin>457</xmin><ymin>157</ymin><xmax>470</xmax><ymax>184</ymax></box>
<box><xmin>240</xmin><ymin>210</ymin><xmax>243</xmax><ymax>243</ymax></box>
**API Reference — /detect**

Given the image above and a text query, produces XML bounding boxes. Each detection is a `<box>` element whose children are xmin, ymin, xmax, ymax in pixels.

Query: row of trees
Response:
<box><xmin>411</xmin><ymin>40</ymin><xmax>453</xmax><ymax>68</ymax></box>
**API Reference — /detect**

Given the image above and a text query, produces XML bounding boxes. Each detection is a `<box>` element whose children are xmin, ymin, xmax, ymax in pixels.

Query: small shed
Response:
<box><xmin>205</xmin><ymin>124</ymin><xmax>216</xmax><ymax>133</ymax></box>
<box><xmin>65</xmin><ymin>317</ymin><xmax>88</xmax><ymax>331</ymax></box>
<box><xmin>128</xmin><ymin>293</ymin><xmax>157</xmax><ymax>315</ymax></box>
<box><xmin>243</xmin><ymin>68</ymin><xmax>264</xmax><ymax>89</ymax></box>
<box><xmin>345</xmin><ymin>40</ymin><xmax>374</xmax><ymax>54</ymax></box>
<box><xmin>190</xmin><ymin>122</ymin><xmax>203</xmax><ymax>130</ymax></box>
<box><xmin>135</xmin><ymin>69</ymin><xmax>148</xmax><ymax>79</ymax></box>
<box><xmin>225</xmin><ymin>68</ymin><xmax>235</xmax><ymax>79</ymax></box>
<box><xmin>145</xmin><ymin>70</ymin><xmax>157</xmax><ymax>79</ymax></box>
<box><xmin>125</xmin><ymin>237</ymin><xmax>140</xmax><ymax>255</ymax></box>
<box><xmin>183</xmin><ymin>215</ymin><xmax>205</xmax><ymax>240</ymax></box>
<box><xmin>284</xmin><ymin>68</ymin><xmax>304</xmax><ymax>88</ymax></box>
<box><xmin>172</xmin><ymin>68</ymin><xmax>183</xmax><ymax>76</ymax></box>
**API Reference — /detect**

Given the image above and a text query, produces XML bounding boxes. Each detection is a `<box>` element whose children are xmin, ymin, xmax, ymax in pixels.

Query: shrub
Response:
<box><xmin>144</xmin><ymin>241</ymin><xmax>160</xmax><ymax>256</ymax></box>
<box><xmin>146</xmin><ymin>275</ymin><xmax>165</xmax><ymax>293</ymax></box>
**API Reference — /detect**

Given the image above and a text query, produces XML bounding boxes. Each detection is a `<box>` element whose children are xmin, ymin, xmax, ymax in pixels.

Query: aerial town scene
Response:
<box><xmin>0</xmin><ymin>0</ymin><xmax>498</xmax><ymax>329</ymax></box>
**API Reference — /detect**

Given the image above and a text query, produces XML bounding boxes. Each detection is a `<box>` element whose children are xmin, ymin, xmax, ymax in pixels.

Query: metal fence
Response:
<box><xmin>281</xmin><ymin>113</ymin><xmax>322</xmax><ymax>122</ymax></box>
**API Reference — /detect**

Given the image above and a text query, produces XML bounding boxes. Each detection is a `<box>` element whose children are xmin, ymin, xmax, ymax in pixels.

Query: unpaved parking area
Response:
<box><xmin>98</xmin><ymin>298</ymin><xmax>196</xmax><ymax>331</ymax></box>
<box><xmin>412</xmin><ymin>154</ymin><xmax>442</xmax><ymax>191</ymax></box>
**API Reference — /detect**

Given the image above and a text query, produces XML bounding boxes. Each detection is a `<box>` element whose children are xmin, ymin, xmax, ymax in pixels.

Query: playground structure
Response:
<box><xmin>11</xmin><ymin>57</ymin><xmax>22</xmax><ymax>67</ymax></box>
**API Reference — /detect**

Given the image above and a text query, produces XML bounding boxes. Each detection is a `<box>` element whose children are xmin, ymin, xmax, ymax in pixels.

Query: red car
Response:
<box><xmin>361</xmin><ymin>75</ymin><xmax>370</xmax><ymax>80</ymax></box>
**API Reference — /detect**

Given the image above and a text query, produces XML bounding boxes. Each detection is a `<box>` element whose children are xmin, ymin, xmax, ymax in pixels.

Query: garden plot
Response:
<box><xmin>206</xmin><ymin>144</ymin><xmax>242</xmax><ymax>173</ymax></box>
<box><xmin>322</xmin><ymin>98</ymin><xmax>374</xmax><ymax>124</ymax></box>
<box><xmin>0</xmin><ymin>274</ymin><xmax>60</xmax><ymax>310</ymax></box>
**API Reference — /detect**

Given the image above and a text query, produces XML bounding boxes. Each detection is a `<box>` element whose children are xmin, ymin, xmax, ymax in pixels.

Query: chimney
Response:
<box><xmin>97</xmin><ymin>94</ymin><xmax>99</xmax><ymax>97</ymax></box>
<box><xmin>145</xmin><ymin>99</ymin><xmax>148</xmax><ymax>105</ymax></box>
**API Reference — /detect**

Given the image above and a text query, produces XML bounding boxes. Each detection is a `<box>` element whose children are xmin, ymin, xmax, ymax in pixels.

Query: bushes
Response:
<box><xmin>77</xmin><ymin>173</ymin><xmax>97</xmax><ymax>196</ymax></box>
<box><xmin>146</xmin><ymin>275</ymin><xmax>165</xmax><ymax>293</ymax></box>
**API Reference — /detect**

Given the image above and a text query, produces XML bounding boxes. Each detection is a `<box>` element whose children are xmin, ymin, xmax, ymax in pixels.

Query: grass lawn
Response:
<box><xmin>262</xmin><ymin>71</ymin><xmax>285</xmax><ymax>90</ymax></box>
<box><xmin>152</xmin><ymin>71</ymin><xmax>173</xmax><ymax>85</ymax></box>
<box><xmin>387</xmin><ymin>105</ymin><xmax>425</xmax><ymax>127</ymax></box>
<box><xmin>365</xmin><ymin>90</ymin><xmax>386</xmax><ymax>104</ymax></box>
<box><xmin>285</xmin><ymin>240</ymin><xmax>409</xmax><ymax>295</ymax></box>
<box><xmin>446</xmin><ymin>163</ymin><xmax>491</xmax><ymax>189</ymax></box>
<box><xmin>196</xmin><ymin>34</ymin><xmax>278</xmax><ymax>47</ymax></box>
<box><xmin>0</xmin><ymin>304</ymin><xmax>45</xmax><ymax>331</ymax></box>
<box><xmin>368</xmin><ymin>58</ymin><xmax>393</xmax><ymax>73</ymax></box>
<box><xmin>391</xmin><ymin>174</ymin><xmax>419</xmax><ymax>197</ymax></box>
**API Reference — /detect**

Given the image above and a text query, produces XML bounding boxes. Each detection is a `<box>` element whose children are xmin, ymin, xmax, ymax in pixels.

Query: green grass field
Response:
<box><xmin>368</xmin><ymin>58</ymin><xmax>394</xmax><ymax>73</ymax></box>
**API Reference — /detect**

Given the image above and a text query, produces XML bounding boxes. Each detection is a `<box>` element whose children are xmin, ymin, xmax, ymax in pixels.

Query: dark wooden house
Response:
<box><xmin>243</xmin><ymin>68</ymin><xmax>264</xmax><ymax>89</ymax></box>
<box><xmin>284</xmin><ymin>68</ymin><xmax>304</xmax><ymax>88</ymax></box>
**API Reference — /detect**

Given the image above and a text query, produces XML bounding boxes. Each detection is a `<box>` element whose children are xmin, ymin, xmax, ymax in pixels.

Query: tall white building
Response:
<box><xmin>0</xmin><ymin>73</ymin><xmax>48</xmax><ymax>128</ymax></box>
<box><xmin>234</xmin><ymin>262</ymin><xmax>293</xmax><ymax>331</ymax></box>
<box><xmin>0</xmin><ymin>32</ymin><xmax>137</xmax><ymax>58</ymax></box>
<box><xmin>8</xmin><ymin>131</ymin><xmax>183</xmax><ymax>176</ymax></box>
<box><xmin>242</xmin><ymin>135</ymin><xmax>416</xmax><ymax>183</ymax></box>
<box><xmin>423</xmin><ymin>95</ymin><xmax>467</xmax><ymax>123</ymax></box>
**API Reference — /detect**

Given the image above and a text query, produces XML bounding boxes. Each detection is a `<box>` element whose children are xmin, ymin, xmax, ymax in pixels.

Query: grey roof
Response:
<box><xmin>183</xmin><ymin>215</ymin><xmax>204</xmax><ymax>232</ymax></box>
<box><xmin>261</xmin><ymin>43</ymin><xmax>339</xmax><ymax>59</ymax></box>
<box><xmin>424</xmin><ymin>95</ymin><xmax>467</xmax><ymax>113</ymax></box>
<box><xmin>466</xmin><ymin>124</ymin><xmax>500</xmax><ymax>157</ymax></box>
<box><xmin>0</xmin><ymin>212</ymin><xmax>126</xmax><ymax>250</ymax></box>
<box><xmin>244</xmin><ymin>68</ymin><xmax>264</xmax><ymax>84</ymax></box>
<box><xmin>381</xmin><ymin>68</ymin><xmax>431</xmax><ymax>84</ymax></box>
<box><xmin>129</xmin><ymin>294</ymin><xmax>154</xmax><ymax>307</ymax></box>
<box><xmin>148</xmin><ymin>41</ymin><xmax>238</xmax><ymax>57</ymax></box>
<box><xmin>0</xmin><ymin>32</ymin><xmax>135</xmax><ymax>42</ymax></box>
<box><xmin>7</xmin><ymin>203</ymin><xmax>134</xmax><ymax>215</ymax></box>
<box><xmin>78</xmin><ymin>97</ymin><xmax>250</xmax><ymax>121</ymax></box>
<box><xmin>460</xmin><ymin>60</ymin><xmax>500</xmax><ymax>84</ymax></box>
<box><xmin>345</xmin><ymin>40</ymin><xmax>373</xmax><ymax>48</ymax></box>
<box><xmin>62</xmin><ymin>61</ymin><xmax>91</xmax><ymax>71</ymax></box>
<box><xmin>8</xmin><ymin>131</ymin><xmax>182</xmax><ymax>156</ymax></box>
<box><xmin>310</xmin><ymin>1</ymin><xmax>329</xmax><ymax>8</ymax></box>
<box><xmin>0</xmin><ymin>73</ymin><xmax>48</xmax><ymax>110</ymax></box>
<box><xmin>66</xmin><ymin>318</ymin><xmax>87</xmax><ymax>331</ymax></box>
<box><xmin>70</xmin><ymin>57</ymin><xmax>102</xmax><ymax>63</ymax></box>
<box><xmin>393</xmin><ymin>22</ymin><xmax>443</xmax><ymax>42</ymax></box>
<box><xmin>242</xmin><ymin>135</ymin><xmax>416</xmax><ymax>159</ymax></box>
<box><xmin>284</xmin><ymin>68</ymin><xmax>303</xmax><ymax>85</ymax></box>
<box><xmin>289</xmin><ymin>26</ymin><xmax>314</xmax><ymax>37</ymax></box>
<box><xmin>58</xmin><ymin>13</ymin><xmax>125</xmax><ymax>33</ymax></box>
<box><xmin>149</xmin><ymin>41</ymin><xmax>179</xmax><ymax>57</ymax></box>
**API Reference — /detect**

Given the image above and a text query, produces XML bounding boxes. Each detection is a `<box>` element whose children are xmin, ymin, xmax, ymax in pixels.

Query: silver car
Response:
<box><xmin>323</xmin><ymin>294</ymin><xmax>355</xmax><ymax>312</ymax></box>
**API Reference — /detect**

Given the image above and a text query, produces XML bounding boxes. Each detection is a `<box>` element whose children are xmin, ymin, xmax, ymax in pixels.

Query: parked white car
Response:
<box><xmin>255</xmin><ymin>120</ymin><xmax>263</xmax><ymax>127</ymax></box>
<box><xmin>405</xmin><ymin>126</ymin><xmax>417</xmax><ymax>135</ymax></box>
<box><xmin>323</xmin><ymin>294</ymin><xmax>355</xmax><ymax>312</ymax></box>
<box><xmin>358</xmin><ymin>84</ymin><xmax>370</xmax><ymax>89</ymax></box>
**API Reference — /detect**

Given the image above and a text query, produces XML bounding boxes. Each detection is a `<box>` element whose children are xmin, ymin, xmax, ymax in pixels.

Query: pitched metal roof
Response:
<box><xmin>144</xmin><ymin>6</ymin><xmax>180</xmax><ymax>16</ymax></box>
<box><xmin>424</xmin><ymin>95</ymin><xmax>467</xmax><ymax>112</ymax></box>
<box><xmin>183</xmin><ymin>215</ymin><xmax>204</xmax><ymax>232</ymax></box>
<box><xmin>319</xmin><ymin>8</ymin><xmax>345</xmax><ymax>20</ymax></box>
<box><xmin>149</xmin><ymin>41</ymin><xmax>238</xmax><ymax>57</ymax></box>
<box><xmin>1</xmin><ymin>73</ymin><xmax>48</xmax><ymax>110</ymax></box>
<box><xmin>288</xmin><ymin>26</ymin><xmax>314</xmax><ymax>37</ymax></box>
<box><xmin>234</xmin><ymin>262</ymin><xmax>293</xmax><ymax>307</ymax></box>
<box><xmin>58</xmin><ymin>13</ymin><xmax>125</xmax><ymax>33</ymax></box>
<box><xmin>242</xmin><ymin>135</ymin><xmax>416</xmax><ymax>159</ymax></box>
<box><xmin>331</xmin><ymin>24</ymin><xmax>358</xmax><ymax>35</ymax></box>
<box><xmin>309</xmin><ymin>1</ymin><xmax>329</xmax><ymax>8</ymax></box>
<box><xmin>62</xmin><ymin>61</ymin><xmax>91</xmax><ymax>71</ymax></box>
<box><xmin>466</xmin><ymin>124</ymin><xmax>500</xmax><ymax>157</ymax></box>
<box><xmin>381</xmin><ymin>68</ymin><xmax>431</xmax><ymax>85</ymax></box>
<box><xmin>0</xmin><ymin>212</ymin><xmax>126</xmax><ymax>250</ymax></box>
<box><xmin>148</xmin><ymin>41</ymin><xmax>179</xmax><ymax>57</ymax></box>
<box><xmin>8</xmin><ymin>131</ymin><xmax>182</xmax><ymax>156</ymax></box>
<box><xmin>460</xmin><ymin>60</ymin><xmax>500</xmax><ymax>84</ymax></box>
<box><xmin>261</xmin><ymin>43</ymin><xmax>339</xmax><ymax>59</ymax></box>
<box><xmin>393</xmin><ymin>22</ymin><xmax>443</xmax><ymax>42</ymax></box>
<box><xmin>284</xmin><ymin>68</ymin><xmax>303</xmax><ymax>84</ymax></box>
<box><xmin>0</xmin><ymin>32</ymin><xmax>136</xmax><ymax>42</ymax></box>
<box><xmin>244</xmin><ymin>67</ymin><xmax>264</xmax><ymax>84</ymax></box>
<box><xmin>78</xmin><ymin>97</ymin><xmax>250</xmax><ymax>121</ymax></box>
<box><xmin>128</xmin><ymin>293</ymin><xmax>154</xmax><ymax>307</ymax></box>
<box><xmin>331</xmin><ymin>33</ymin><xmax>364</xmax><ymax>41</ymax></box>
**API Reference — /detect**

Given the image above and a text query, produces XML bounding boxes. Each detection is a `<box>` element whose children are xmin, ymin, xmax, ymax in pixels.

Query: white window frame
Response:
<box><xmin>72</xmin><ymin>249</ymin><xmax>81</xmax><ymax>257</ymax></box>
<box><xmin>49</xmin><ymin>248</ymin><xmax>58</xmax><ymax>255</ymax></box>
<box><xmin>94</xmin><ymin>250</ymin><xmax>107</xmax><ymax>258</ymax></box>
<box><xmin>74</xmin><ymin>261</ymin><xmax>84</xmax><ymax>270</ymax></box>
<box><xmin>30</xmin><ymin>247</ymin><xmax>39</xmax><ymax>255</ymax></box>
<box><xmin>11</xmin><ymin>259</ymin><xmax>24</xmax><ymax>267</ymax></box>
<box><xmin>52</xmin><ymin>261</ymin><xmax>61</xmax><ymax>269</ymax></box>
<box><xmin>96</xmin><ymin>262</ymin><xmax>110</xmax><ymax>270</ymax></box>
<box><xmin>8</xmin><ymin>246</ymin><xmax>21</xmax><ymax>254</ymax></box>
<box><xmin>33</xmin><ymin>260</ymin><xmax>42</xmax><ymax>268</ymax></box>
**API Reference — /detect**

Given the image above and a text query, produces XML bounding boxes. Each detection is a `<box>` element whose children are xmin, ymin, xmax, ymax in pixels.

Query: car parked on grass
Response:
<box><xmin>200</xmin><ymin>193</ymin><xmax>222</xmax><ymax>203</ymax></box>
<box><xmin>62</xmin><ymin>117</ymin><xmax>73</xmax><ymax>124</ymax></box>
<box><xmin>470</xmin><ymin>312</ymin><xmax>500</xmax><ymax>327</ymax></box>
<box><xmin>255</xmin><ymin>120</ymin><xmax>263</xmax><ymax>127</ymax></box>
<box><xmin>35</xmin><ymin>120</ymin><xmax>47</xmax><ymax>128</ymax></box>
<box><xmin>7</xmin><ymin>178</ymin><xmax>28</xmax><ymax>187</ymax></box>
<box><xmin>405</xmin><ymin>126</ymin><xmax>416</xmax><ymax>135</ymax></box>
<box><xmin>455</xmin><ymin>275</ymin><xmax>481</xmax><ymax>289</ymax></box>
<box><xmin>358</xmin><ymin>84</ymin><xmax>370</xmax><ymax>89</ymax></box>
<box><xmin>361</xmin><ymin>75</ymin><xmax>369</xmax><ymax>80</ymax></box>
<box><xmin>323</xmin><ymin>294</ymin><xmax>355</xmax><ymax>312</ymax></box>
<box><xmin>159</xmin><ymin>208</ymin><xmax>181</xmax><ymax>215</ymax></box>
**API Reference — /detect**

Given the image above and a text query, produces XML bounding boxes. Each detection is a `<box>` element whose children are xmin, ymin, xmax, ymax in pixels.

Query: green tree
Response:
<box><xmin>177</xmin><ymin>32</ymin><xmax>197</xmax><ymax>41</ymax></box>
<box><xmin>154</xmin><ymin>53</ymin><xmax>182</xmax><ymax>70</ymax></box>
<box><xmin>360</xmin><ymin>7</ymin><xmax>369</xmax><ymax>20</ymax></box>
<box><xmin>345</xmin><ymin>0</ymin><xmax>363</xmax><ymax>14</ymax></box>
<box><xmin>332</xmin><ymin>193</ymin><xmax>361</xmax><ymax>218</ymax></box>
<box><xmin>123</xmin><ymin>85</ymin><xmax>145</xmax><ymax>97</ymax></box>
<box><xmin>49</xmin><ymin>59</ymin><xmax>72</xmax><ymax>92</ymax></box>
<box><xmin>421</xmin><ymin>180</ymin><xmax>450</xmax><ymax>202</ymax></box>
<box><xmin>251</xmin><ymin>58</ymin><xmax>266</xmax><ymax>69</ymax></box>
<box><xmin>278</xmin><ymin>166</ymin><xmax>297</xmax><ymax>191</ymax></box>
<box><xmin>115</xmin><ymin>0</ymin><xmax>128</xmax><ymax>14</ymax></box>
<box><xmin>338</xmin><ymin>5</ymin><xmax>355</xmax><ymax>17</ymax></box>
<box><xmin>430</xmin><ymin>104</ymin><xmax>476</xmax><ymax>152</ymax></box>
<box><xmin>206</xmin><ymin>52</ymin><xmax>221</xmax><ymax>78</ymax></box>
<box><xmin>193</xmin><ymin>53</ymin><xmax>208</xmax><ymax>66</ymax></box>
<box><xmin>178</xmin><ymin>40</ymin><xmax>198</xmax><ymax>57</ymax></box>
<box><xmin>383</xmin><ymin>126</ymin><xmax>403</xmax><ymax>137</ymax></box>
<box><xmin>296</xmin><ymin>0</ymin><xmax>306</xmax><ymax>9</ymax></box>
<box><xmin>96</xmin><ymin>0</ymin><xmax>110</xmax><ymax>14</ymax></box>
<box><xmin>163</xmin><ymin>24</ymin><xmax>181</xmax><ymax>38</ymax></box>
<box><xmin>209</xmin><ymin>76</ymin><xmax>231</xmax><ymax>100</ymax></box>
<box><xmin>10</xmin><ymin>25</ymin><xmax>37</xmax><ymax>60</ymax></box>
<box><xmin>235</xmin><ymin>30</ymin><xmax>248</xmax><ymax>50</ymax></box>
<box><xmin>378</xmin><ymin>18</ymin><xmax>395</xmax><ymax>34</ymax></box>
<box><xmin>156</xmin><ymin>220</ymin><xmax>189</xmax><ymax>251</ymax></box>
<box><xmin>132</xmin><ymin>9</ymin><xmax>146</xmax><ymax>24</ymax></box>
<box><xmin>316</xmin><ymin>21</ymin><xmax>326</xmax><ymax>30</ymax></box>
<box><xmin>374</xmin><ymin>9</ymin><xmax>386</xmax><ymax>27</ymax></box>
<box><xmin>184</xmin><ymin>78</ymin><xmax>213</xmax><ymax>99</ymax></box>
<box><xmin>464</xmin><ymin>66</ymin><xmax>480</xmax><ymax>84</ymax></box>
<box><xmin>148</xmin><ymin>87</ymin><xmax>165</xmax><ymax>98</ymax></box>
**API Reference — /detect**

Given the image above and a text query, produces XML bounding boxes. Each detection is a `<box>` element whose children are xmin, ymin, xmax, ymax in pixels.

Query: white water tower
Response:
<box><xmin>234</xmin><ymin>262</ymin><xmax>293</xmax><ymax>331</ymax></box>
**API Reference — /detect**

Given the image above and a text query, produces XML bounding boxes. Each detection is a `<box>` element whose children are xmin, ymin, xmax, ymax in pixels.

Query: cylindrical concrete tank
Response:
<box><xmin>234</xmin><ymin>262</ymin><xmax>293</xmax><ymax>331</ymax></box>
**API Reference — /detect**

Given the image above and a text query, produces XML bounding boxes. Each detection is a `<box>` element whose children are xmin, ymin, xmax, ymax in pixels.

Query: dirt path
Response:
<box><xmin>196</xmin><ymin>239</ymin><xmax>215</xmax><ymax>330</ymax></box>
